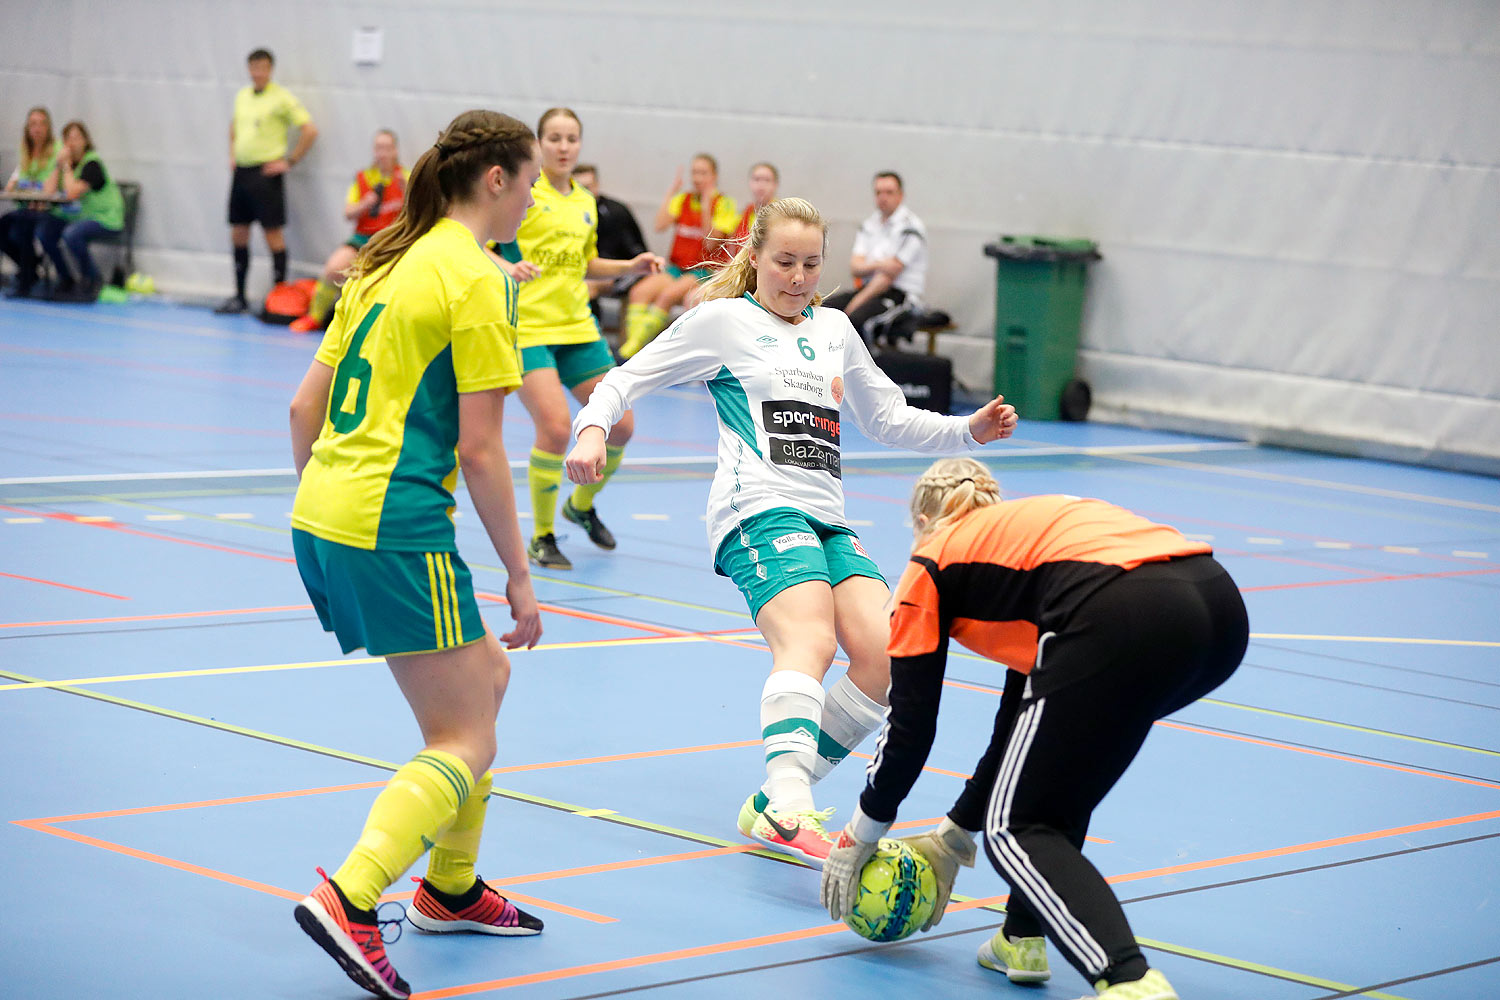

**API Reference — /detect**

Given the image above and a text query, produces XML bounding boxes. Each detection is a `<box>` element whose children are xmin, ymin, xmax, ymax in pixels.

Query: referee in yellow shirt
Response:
<box><xmin>217</xmin><ymin>48</ymin><xmax>318</xmax><ymax>314</ymax></box>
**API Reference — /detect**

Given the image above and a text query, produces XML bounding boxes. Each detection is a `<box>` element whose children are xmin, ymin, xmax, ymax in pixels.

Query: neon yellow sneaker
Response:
<box><xmin>737</xmin><ymin>793</ymin><xmax>835</xmax><ymax>867</ymax></box>
<box><xmin>1086</xmin><ymin>969</ymin><xmax>1178</xmax><ymax>1000</ymax></box>
<box><xmin>977</xmin><ymin>931</ymin><xmax>1050</xmax><ymax>983</ymax></box>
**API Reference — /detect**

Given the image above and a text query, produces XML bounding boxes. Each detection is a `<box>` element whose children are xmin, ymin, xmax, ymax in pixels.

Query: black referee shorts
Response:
<box><xmin>228</xmin><ymin>165</ymin><xmax>287</xmax><ymax>229</ymax></box>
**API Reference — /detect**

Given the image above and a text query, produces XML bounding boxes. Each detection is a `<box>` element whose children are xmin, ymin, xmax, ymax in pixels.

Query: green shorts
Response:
<box><xmin>344</xmin><ymin>232</ymin><xmax>372</xmax><ymax>250</ymax></box>
<box><xmin>293</xmin><ymin>529</ymin><xmax>484</xmax><ymax>656</ymax></box>
<box><xmin>666</xmin><ymin>263</ymin><xmax>714</xmax><ymax>282</ymax></box>
<box><xmin>713</xmin><ymin>507</ymin><xmax>885</xmax><ymax>621</ymax></box>
<box><xmin>520</xmin><ymin>337</ymin><xmax>615</xmax><ymax>388</ymax></box>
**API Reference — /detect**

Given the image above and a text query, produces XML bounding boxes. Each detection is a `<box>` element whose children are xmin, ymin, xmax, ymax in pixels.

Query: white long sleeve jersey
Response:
<box><xmin>573</xmin><ymin>294</ymin><xmax>978</xmax><ymax>552</ymax></box>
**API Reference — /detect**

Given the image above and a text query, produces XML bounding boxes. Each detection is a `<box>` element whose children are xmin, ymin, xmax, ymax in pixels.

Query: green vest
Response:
<box><xmin>16</xmin><ymin>145</ymin><xmax>56</xmax><ymax>186</ymax></box>
<box><xmin>75</xmin><ymin>150</ymin><xmax>124</xmax><ymax>231</ymax></box>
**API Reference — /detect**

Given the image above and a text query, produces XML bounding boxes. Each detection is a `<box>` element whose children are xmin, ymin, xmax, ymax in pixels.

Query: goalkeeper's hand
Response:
<box><xmin>898</xmin><ymin>816</ymin><xmax>977</xmax><ymax>930</ymax></box>
<box><xmin>819</xmin><ymin>826</ymin><xmax>879</xmax><ymax>922</ymax></box>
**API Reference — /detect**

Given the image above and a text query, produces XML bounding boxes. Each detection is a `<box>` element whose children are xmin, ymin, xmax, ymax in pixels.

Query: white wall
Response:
<box><xmin>4</xmin><ymin>0</ymin><xmax>1497</xmax><ymax>471</ymax></box>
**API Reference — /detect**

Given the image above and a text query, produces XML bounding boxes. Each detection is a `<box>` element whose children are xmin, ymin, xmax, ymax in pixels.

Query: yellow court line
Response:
<box><xmin>0</xmin><ymin>634</ymin><xmax>729</xmax><ymax>692</ymax></box>
<box><xmin>1251</xmin><ymin>632</ymin><xmax>1500</xmax><ymax>648</ymax></box>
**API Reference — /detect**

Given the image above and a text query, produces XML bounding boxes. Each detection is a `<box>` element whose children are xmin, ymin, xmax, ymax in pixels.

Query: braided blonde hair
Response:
<box><xmin>910</xmin><ymin>457</ymin><xmax>1002</xmax><ymax>539</ymax></box>
<box><xmin>349</xmin><ymin>109</ymin><xmax>535</xmax><ymax>291</ymax></box>
<box><xmin>697</xmin><ymin>197</ymin><xmax>827</xmax><ymax>305</ymax></box>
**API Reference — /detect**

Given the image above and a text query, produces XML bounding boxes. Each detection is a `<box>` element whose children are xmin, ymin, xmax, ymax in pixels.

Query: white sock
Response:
<box><xmin>812</xmin><ymin>674</ymin><xmax>888</xmax><ymax>781</ymax></box>
<box><xmin>758</xmin><ymin>670</ymin><xmax>824</xmax><ymax>813</ymax></box>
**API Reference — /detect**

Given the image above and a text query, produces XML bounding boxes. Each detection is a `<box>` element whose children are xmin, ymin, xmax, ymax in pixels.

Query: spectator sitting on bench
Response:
<box><xmin>290</xmin><ymin>129</ymin><xmax>405</xmax><ymax>333</ymax></box>
<box><xmin>572</xmin><ymin>162</ymin><xmax>648</xmax><ymax>322</ymax></box>
<box><xmin>35</xmin><ymin>120</ymin><xmax>125</xmax><ymax>303</ymax></box>
<box><xmin>823</xmin><ymin>170</ymin><xmax>927</xmax><ymax>345</ymax></box>
<box><xmin>1</xmin><ymin>106</ymin><xmax>59</xmax><ymax>299</ymax></box>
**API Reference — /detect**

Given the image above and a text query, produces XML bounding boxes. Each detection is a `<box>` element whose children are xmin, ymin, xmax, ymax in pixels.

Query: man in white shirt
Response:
<box><xmin>823</xmin><ymin>171</ymin><xmax>928</xmax><ymax>343</ymax></box>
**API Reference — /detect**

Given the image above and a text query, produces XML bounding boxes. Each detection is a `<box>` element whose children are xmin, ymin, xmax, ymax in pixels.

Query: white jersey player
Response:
<box><xmin>568</xmin><ymin>197</ymin><xmax>1018</xmax><ymax>866</ymax></box>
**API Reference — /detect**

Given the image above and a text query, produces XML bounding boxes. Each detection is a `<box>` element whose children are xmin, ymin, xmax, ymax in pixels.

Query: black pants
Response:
<box><xmin>822</xmin><ymin>286</ymin><xmax>906</xmax><ymax>342</ymax></box>
<box><xmin>980</xmin><ymin>555</ymin><xmax>1248</xmax><ymax>985</ymax></box>
<box><xmin>1</xmin><ymin>208</ymin><xmax>50</xmax><ymax>287</ymax></box>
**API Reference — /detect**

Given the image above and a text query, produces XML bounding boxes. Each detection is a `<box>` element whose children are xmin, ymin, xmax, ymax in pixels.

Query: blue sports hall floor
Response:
<box><xmin>2</xmin><ymin>298</ymin><xmax>1497</xmax><ymax>999</ymax></box>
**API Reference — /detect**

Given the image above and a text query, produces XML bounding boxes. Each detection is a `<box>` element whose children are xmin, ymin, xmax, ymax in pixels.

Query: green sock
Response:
<box><xmin>529</xmin><ymin>447</ymin><xmax>563</xmax><ymax>537</ymax></box>
<box><xmin>571</xmin><ymin>444</ymin><xmax>624</xmax><ymax>512</ymax></box>
<box><xmin>425</xmin><ymin>771</ymin><xmax>492</xmax><ymax>895</ymax></box>
<box><xmin>332</xmin><ymin>750</ymin><xmax>473</xmax><ymax>911</ymax></box>
<box><xmin>308</xmin><ymin>279</ymin><xmax>339</xmax><ymax>322</ymax></box>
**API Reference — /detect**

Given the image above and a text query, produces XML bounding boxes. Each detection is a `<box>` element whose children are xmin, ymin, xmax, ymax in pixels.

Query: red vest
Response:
<box><xmin>354</xmin><ymin>167</ymin><xmax>405</xmax><ymax>236</ymax></box>
<box><xmin>669</xmin><ymin>192</ymin><xmax>727</xmax><ymax>270</ymax></box>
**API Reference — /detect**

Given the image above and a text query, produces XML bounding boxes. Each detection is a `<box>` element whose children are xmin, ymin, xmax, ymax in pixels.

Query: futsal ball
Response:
<box><xmin>842</xmin><ymin>838</ymin><xmax>938</xmax><ymax>942</ymax></box>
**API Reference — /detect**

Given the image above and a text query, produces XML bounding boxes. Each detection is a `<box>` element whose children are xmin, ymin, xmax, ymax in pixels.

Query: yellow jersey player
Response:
<box><xmin>493</xmin><ymin>107</ymin><xmax>662</xmax><ymax>570</ymax></box>
<box><xmin>287</xmin><ymin>110</ymin><xmax>543</xmax><ymax>1000</ymax></box>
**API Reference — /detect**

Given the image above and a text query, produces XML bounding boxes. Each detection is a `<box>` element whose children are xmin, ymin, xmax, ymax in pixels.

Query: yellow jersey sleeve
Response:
<box><xmin>710</xmin><ymin>195</ymin><xmax>739</xmax><ymax>234</ymax></box>
<box><xmin>668</xmin><ymin>192</ymin><xmax>689</xmax><ymax>218</ymax></box>
<box><xmin>451</xmin><ymin>271</ymin><xmax>523</xmax><ymax>394</ymax></box>
<box><xmin>344</xmin><ymin>180</ymin><xmax>362</xmax><ymax>206</ymax></box>
<box><xmin>279</xmin><ymin>86</ymin><xmax>312</xmax><ymax>128</ymax></box>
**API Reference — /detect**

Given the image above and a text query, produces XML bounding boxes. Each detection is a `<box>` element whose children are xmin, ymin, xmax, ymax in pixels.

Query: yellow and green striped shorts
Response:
<box><xmin>293</xmin><ymin>529</ymin><xmax>484</xmax><ymax>656</ymax></box>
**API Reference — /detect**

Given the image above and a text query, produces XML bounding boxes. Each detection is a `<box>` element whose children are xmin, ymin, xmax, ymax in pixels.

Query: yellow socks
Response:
<box><xmin>620</xmin><ymin>302</ymin><xmax>649</xmax><ymax>358</ymax></box>
<box><xmin>308</xmin><ymin>279</ymin><xmax>339</xmax><ymax>323</ymax></box>
<box><xmin>425</xmin><ymin>771</ymin><xmax>493</xmax><ymax>895</ymax></box>
<box><xmin>570</xmin><ymin>444</ymin><xmax>624</xmax><ymax>512</ymax></box>
<box><xmin>332</xmin><ymin>749</ymin><xmax>474</xmax><ymax>911</ymax></box>
<box><xmin>529</xmin><ymin>448</ymin><xmax>564</xmax><ymax>538</ymax></box>
<box><xmin>621</xmin><ymin>304</ymin><xmax>669</xmax><ymax>359</ymax></box>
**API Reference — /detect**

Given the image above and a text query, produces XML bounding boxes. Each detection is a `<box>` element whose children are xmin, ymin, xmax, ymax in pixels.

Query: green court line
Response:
<box><xmin>0</xmin><ymin>665</ymin><xmax>1427</xmax><ymax>997</ymax></box>
<box><xmin>1136</xmin><ymin>936</ymin><xmax>1411</xmax><ymax>1000</ymax></box>
<box><xmin>1196</xmin><ymin>697</ymin><xmax>1500</xmax><ymax>759</ymax></box>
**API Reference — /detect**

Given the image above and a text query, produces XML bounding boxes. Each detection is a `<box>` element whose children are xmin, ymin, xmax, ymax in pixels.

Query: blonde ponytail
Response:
<box><xmin>697</xmin><ymin>196</ymin><xmax>829</xmax><ymax>306</ymax></box>
<box><xmin>910</xmin><ymin>457</ymin><xmax>1001</xmax><ymax>539</ymax></box>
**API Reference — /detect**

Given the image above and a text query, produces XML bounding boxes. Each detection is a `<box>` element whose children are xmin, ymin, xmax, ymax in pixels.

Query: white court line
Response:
<box><xmin>1246</xmin><ymin>537</ymin><xmax>1284</xmax><ymax>545</ymax></box>
<box><xmin>631</xmin><ymin>514</ymin><xmax>671</xmax><ymax>521</ymax></box>
<box><xmin>1314</xmin><ymin>541</ymin><xmax>1353</xmax><ymax>549</ymax></box>
<box><xmin>1453</xmin><ymin>550</ymin><xmax>1489</xmax><ymax>559</ymax></box>
<box><xmin>214</xmin><ymin>513</ymin><xmax>254</xmax><ymax>520</ymax></box>
<box><xmin>4</xmin><ymin>517</ymin><xmax>43</xmax><ymax>524</ymax></box>
<box><xmin>0</xmin><ymin>442</ymin><xmax>1252</xmax><ymax>487</ymax></box>
<box><xmin>1381</xmin><ymin>545</ymin><xmax>1420</xmax><ymax>554</ymax></box>
<box><xmin>146</xmin><ymin>514</ymin><xmax>184</xmax><ymax>522</ymax></box>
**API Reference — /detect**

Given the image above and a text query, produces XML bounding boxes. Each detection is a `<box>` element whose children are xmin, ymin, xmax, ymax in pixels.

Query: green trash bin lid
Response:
<box><xmin>983</xmin><ymin>235</ymin><xmax>1101</xmax><ymax>262</ymax></box>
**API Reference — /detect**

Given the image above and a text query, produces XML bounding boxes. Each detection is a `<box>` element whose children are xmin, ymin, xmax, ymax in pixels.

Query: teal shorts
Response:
<box><xmin>666</xmin><ymin>263</ymin><xmax>714</xmax><ymax>282</ymax></box>
<box><xmin>293</xmin><ymin>529</ymin><xmax>484</xmax><ymax>656</ymax></box>
<box><xmin>520</xmin><ymin>337</ymin><xmax>615</xmax><ymax>389</ymax></box>
<box><xmin>344</xmin><ymin>232</ymin><xmax>372</xmax><ymax>250</ymax></box>
<box><xmin>713</xmin><ymin>507</ymin><xmax>885</xmax><ymax>621</ymax></box>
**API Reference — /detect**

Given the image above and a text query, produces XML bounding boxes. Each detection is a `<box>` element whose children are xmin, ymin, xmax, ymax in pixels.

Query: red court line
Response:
<box><xmin>0</xmin><ymin>411</ymin><xmax>284</xmax><ymax>437</ymax></box>
<box><xmin>11</xmin><ymin>819</ymin><xmax>302</xmax><ymax>901</ymax></box>
<box><xmin>425</xmin><ymin>805</ymin><xmax>1500</xmax><ymax>999</ymax></box>
<box><xmin>1156</xmin><ymin>720</ymin><xmax>1500</xmax><ymax>792</ymax></box>
<box><xmin>0</xmin><ymin>570</ymin><xmax>128</xmax><ymax>600</ymax></box>
<box><xmin>1240</xmin><ymin>565</ymin><xmax>1500</xmax><ymax>593</ymax></box>
<box><xmin>10</xmin><ymin>818</ymin><xmax>614</xmax><ymax>924</ymax></box>
<box><xmin>478</xmin><ymin>591</ymin><xmax>769</xmax><ymax>653</ymax></box>
<box><xmin>0</xmin><ymin>602</ymin><xmax>315</xmax><ymax>630</ymax></box>
<box><xmin>0</xmin><ymin>504</ymin><xmax>295</xmax><ymax>564</ymax></box>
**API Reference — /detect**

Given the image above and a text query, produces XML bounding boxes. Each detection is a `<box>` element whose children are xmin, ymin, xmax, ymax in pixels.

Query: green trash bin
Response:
<box><xmin>983</xmin><ymin>236</ymin><xmax>1101</xmax><ymax>421</ymax></box>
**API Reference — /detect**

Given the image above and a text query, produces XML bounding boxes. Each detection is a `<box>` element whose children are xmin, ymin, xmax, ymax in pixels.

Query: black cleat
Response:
<box><xmin>561</xmin><ymin>497</ymin><xmax>617</xmax><ymax>550</ymax></box>
<box><xmin>527</xmin><ymin>532</ymin><xmax>573</xmax><ymax>570</ymax></box>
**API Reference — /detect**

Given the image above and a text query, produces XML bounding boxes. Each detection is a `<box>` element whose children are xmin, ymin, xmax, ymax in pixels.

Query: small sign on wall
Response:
<box><xmin>352</xmin><ymin>26</ymin><xmax>383</xmax><ymax>65</ymax></box>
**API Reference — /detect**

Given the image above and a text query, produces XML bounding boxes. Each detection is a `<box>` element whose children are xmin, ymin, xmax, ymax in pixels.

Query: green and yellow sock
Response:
<box><xmin>570</xmin><ymin>444</ymin><xmax>624</xmax><ymax>512</ymax></box>
<box><xmin>644</xmin><ymin>305</ymin><xmax>670</xmax><ymax>342</ymax></box>
<box><xmin>529</xmin><ymin>447</ymin><xmax>564</xmax><ymax>538</ymax></box>
<box><xmin>424</xmin><ymin>771</ymin><xmax>492</xmax><ymax>895</ymax></box>
<box><xmin>332</xmin><ymin>749</ymin><xmax>474</xmax><ymax>910</ymax></box>
<box><xmin>620</xmin><ymin>302</ymin><xmax>649</xmax><ymax>357</ymax></box>
<box><xmin>308</xmin><ymin>279</ymin><xmax>339</xmax><ymax>323</ymax></box>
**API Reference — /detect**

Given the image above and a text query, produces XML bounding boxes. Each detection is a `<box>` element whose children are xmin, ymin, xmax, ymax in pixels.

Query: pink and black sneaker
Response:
<box><xmin>406</xmin><ymin>876</ymin><xmax>544</xmax><ymax>936</ymax></box>
<box><xmin>294</xmin><ymin>869</ymin><xmax>410</xmax><ymax>1000</ymax></box>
